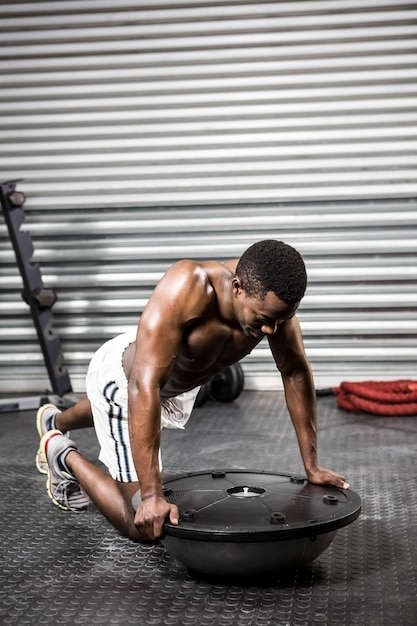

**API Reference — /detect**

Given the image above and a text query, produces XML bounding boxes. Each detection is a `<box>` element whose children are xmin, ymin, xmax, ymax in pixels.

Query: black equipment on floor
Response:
<box><xmin>133</xmin><ymin>469</ymin><xmax>361</xmax><ymax>579</ymax></box>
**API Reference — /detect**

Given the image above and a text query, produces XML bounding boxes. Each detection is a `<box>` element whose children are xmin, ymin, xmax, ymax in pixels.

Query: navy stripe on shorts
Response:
<box><xmin>103</xmin><ymin>380</ymin><xmax>134</xmax><ymax>482</ymax></box>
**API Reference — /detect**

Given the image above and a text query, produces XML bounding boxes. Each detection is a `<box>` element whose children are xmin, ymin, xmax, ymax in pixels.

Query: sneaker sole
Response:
<box><xmin>35</xmin><ymin>404</ymin><xmax>60</xmax><ymax>475</ymax></box>
<box><xmin>36</xmin><ymin>450</ymin><xmax>48</xmax><ymax>475</ymax></box>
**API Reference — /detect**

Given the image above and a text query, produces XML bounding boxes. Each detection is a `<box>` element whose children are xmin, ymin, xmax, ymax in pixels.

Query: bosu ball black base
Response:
<box><xmin>153</xmin><ymin>469</ymin><xmax>362</xmax><ymax>579</ymax></box>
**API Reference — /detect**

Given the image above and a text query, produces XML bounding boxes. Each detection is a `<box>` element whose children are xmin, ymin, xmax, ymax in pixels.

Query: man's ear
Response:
<box><xmin>232</xmin><ymin>277</ymin><xmax>243</xmax><ymax>296</ymax></box>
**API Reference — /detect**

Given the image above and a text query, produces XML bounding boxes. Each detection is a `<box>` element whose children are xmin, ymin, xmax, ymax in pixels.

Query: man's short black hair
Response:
<box><xmin>235</xmin><ymin>240</ymin><xmax>307</xmax><ymax>304</ymax></box>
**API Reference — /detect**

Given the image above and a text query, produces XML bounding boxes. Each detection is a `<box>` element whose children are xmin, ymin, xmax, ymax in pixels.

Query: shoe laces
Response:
<box><xmin>54</xmin><ymin>478</ymin><xmax>87</xmax><ymax>510</ymax></box>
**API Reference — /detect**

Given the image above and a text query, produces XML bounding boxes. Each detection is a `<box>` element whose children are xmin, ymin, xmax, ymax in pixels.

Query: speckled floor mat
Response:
<box><xmin>0</xmin><ymin>391</ymin><xmax>416</xmax><ymax>625</ymax></box>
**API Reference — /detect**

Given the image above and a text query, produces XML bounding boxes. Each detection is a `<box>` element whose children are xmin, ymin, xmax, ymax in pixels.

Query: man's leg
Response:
<box><xmin>55</xmin><ymin>395</ymin><xmax>94</xmax><ymax>432</ymax></box>
<box><xmin>65</xmin><ymin>450</ymin><xmax>142</xmax><ymax>541</ymax></box>
<box><xmin>40</xmin><ymin>429</ymin><xmax>143</xmax><ymax>541</ymax></box>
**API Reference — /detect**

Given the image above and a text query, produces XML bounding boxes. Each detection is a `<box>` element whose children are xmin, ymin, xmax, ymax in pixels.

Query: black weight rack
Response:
<box><xmin>0</xmin><ymin>180</ymin><xmax>73</xmax><ymax>411</ymax></box>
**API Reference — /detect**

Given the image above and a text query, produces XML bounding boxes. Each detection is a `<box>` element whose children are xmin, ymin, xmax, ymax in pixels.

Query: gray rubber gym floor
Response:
<box><xmin>0</xmin><ymin>390</ymin><xmax>416</xmax><ymax>626</ymax></box>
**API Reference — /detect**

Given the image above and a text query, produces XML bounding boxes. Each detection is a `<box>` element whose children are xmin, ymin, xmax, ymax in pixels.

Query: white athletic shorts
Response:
<box><xmin>85</xmin><ymin>331</ymin><xmax>200</xmax><ymax>483</ymax></box>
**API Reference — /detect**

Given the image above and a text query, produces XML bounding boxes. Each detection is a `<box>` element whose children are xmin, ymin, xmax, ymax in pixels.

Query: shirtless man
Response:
<box><xmin>37</xmin><ymin>240</ymin><xmax>349</xmax><ymax>543</ymax></box>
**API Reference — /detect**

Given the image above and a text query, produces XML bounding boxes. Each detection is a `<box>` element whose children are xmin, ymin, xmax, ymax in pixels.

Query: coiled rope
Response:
<box><xmin>332</xmin><ymin>380</ymin><xmax>417</xmax><ymax>416</ymax></box>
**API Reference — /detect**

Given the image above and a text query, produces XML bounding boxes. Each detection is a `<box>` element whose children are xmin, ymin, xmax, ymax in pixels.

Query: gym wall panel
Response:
<box><xmin>0</xmin><ymin>0</ymin><xmax>416</xmax><ymax>394</ymax></box>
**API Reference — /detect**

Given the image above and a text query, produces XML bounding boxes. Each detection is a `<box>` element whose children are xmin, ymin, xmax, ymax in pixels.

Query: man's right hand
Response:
<box><xmin>134</xmin><ymin>496</ymin><xmax>179</xmax><ymax>542</ymax></box>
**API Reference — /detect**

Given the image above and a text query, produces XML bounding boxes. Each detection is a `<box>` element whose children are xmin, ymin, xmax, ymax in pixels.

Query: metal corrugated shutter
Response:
<box><xmin>1</xmin><ymin>0</ymin><xmax>416</xmax><ymax>394</ymax></box>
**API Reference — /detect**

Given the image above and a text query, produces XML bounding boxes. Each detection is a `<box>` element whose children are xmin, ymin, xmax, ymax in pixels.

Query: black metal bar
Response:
<box><xmin>0</xmin><ymin>180</ymin><xmax>72</xmax><ymax>396</ymax></box>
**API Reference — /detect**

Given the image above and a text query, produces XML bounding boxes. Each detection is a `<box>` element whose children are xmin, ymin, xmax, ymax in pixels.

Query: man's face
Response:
<box><xmin>235</xmin><ymin>289</ymin><xmax>299</xmax><ymax>339</ymax></box>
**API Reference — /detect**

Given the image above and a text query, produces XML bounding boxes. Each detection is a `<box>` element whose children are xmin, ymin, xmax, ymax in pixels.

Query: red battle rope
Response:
<box><xmin>333</xmin><ymin>380</ymin><xmax>417</xmax><ymax>416</ymax></box>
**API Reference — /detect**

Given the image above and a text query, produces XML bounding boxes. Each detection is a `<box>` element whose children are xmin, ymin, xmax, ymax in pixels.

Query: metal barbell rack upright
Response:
<box><xmin>0</xmin><ymin>180</ymin><xmax>74</xmax><ymax>412</ymax></box>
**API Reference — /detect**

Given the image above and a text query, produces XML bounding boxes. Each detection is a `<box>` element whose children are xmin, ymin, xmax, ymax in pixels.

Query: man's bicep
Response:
<box><xmin>132</xmin><ymin>303</ymin><xmax>184</xmax><ymax>389</ymax></box>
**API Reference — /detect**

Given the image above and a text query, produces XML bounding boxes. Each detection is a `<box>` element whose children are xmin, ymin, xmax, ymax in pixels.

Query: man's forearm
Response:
<box><xmin>282</xmin><ymin>367</ymin><xmax>319</xmax><ymax>474</ymax></box>
<box><xmin>132</xmin><ymin>436</ymin><xmax>163</xmax><ymax>499</ymax></box>
<box><xmin>128</xmin><ymin>388</ymin><xmax>164</xmax><ymax>499</ymax></box>
<box><xmin>282</xmin><ymin>368</ymin><xmax>350</xmax><ymax>489</ymax></box>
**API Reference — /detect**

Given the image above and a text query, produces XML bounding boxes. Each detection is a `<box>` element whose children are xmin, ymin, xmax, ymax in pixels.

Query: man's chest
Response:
<box><xmin>181</xmin><ymin>321</ymin><xmax>259</xmax><ymax>369</ymax></box>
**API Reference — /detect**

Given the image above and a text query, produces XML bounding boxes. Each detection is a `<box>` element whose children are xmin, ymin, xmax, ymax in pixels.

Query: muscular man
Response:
<box><xmin>37</xmin><ymin>240</ymin><xmax>349</xmax><ymax>543</ymax></box>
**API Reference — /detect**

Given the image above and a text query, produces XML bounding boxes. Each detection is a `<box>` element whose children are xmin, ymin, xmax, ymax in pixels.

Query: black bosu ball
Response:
<box><xmin>160</xmin><ymin>469</ymin><xmax>361</xmax><ymax>578</ymax></box>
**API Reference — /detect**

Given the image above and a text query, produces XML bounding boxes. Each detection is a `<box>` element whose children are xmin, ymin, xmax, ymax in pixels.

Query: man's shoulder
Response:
<box><xmin>158</xmin><ymin>259</ymin><xmax>232</xmax><ymax>310</ymax></box>
<box><xmin>167</xmin><ymin>259</ymin><xmax>226</xmax><ymax>283</ymax></box>
<box><xmin>171</xmin><ymin>258</ymin><xmax>223</xmax><ymax>271</ymax></box>
<box><xmin>170</xmin><ymin>258</ymin><xmax>238</xmax><ymax>275</ymax></box>
<box><xmin>155</xmin><ymin>259</ymin><xmax>215</xmax><ymax>301</ymax></box>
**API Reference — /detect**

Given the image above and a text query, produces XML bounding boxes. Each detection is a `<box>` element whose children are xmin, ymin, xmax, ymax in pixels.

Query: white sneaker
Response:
<box><xmin>40</xmin><ymin>429</ymin><xmax>90</xmax><ymax>511</ymax></box>
<box><xmin>35</xmin><ymin>404</ymin><xmax>69</xmax><ymax>474</ymax></box>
